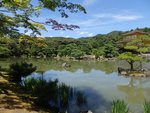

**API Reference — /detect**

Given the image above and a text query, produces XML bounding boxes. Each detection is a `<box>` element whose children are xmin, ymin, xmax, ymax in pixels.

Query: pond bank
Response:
<box><xmin>118</xmin><ymin>67</ymin><xmax>150</xmax><ymax>77</ymax></box>
<box><xmin>53</xmin><ymin>56</ymin><xmax>117</xmax><ymax>61</ymax></box>
<box><xmin>0</xmin><ymin>72</ymin><xmax>50</xmax><ymax>113</ymax></box>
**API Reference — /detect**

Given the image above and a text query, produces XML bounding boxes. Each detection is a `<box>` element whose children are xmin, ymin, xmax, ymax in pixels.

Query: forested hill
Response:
<box><xmin>46</xmin><ymin>27</ymin><xmax>150</xmax><ymax>40</ymax></box>
<box><xmin>79</xmin><ymin>27</ymin><xmax>150</xmax><ymax>39</ymax></box>
<box><xmin>0</xmin><ymin>27</ymin><xmax>150</xmax><ymax>59</ymax></box>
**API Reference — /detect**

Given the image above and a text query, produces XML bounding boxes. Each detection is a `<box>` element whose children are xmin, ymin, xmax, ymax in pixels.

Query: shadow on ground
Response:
<box><xmin>0</xmin><ymin>72</ymin><xmax>50</xmax><ymax>113</ymax></box>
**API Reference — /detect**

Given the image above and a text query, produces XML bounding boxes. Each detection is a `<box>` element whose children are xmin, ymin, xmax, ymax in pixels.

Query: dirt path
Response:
<box><xmin>0</xmin><ymin>72</ymin><xmax>47</xmax><ymax>113</ymax></box>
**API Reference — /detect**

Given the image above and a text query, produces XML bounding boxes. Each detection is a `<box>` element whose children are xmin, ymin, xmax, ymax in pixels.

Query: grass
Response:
<box><xmin>143</xmin><ymin>101</ymin><xmax>150</xmax><ymax>113</ymax></box>
<box><xmin>0</xmin><ymin>71</ymin><xmax>50</xmax><ymax>113</ymax></box>
<box><xmin>111</xmin><ymin>100</ymin><xmax>129</xmax><ymax>113</ymax></box>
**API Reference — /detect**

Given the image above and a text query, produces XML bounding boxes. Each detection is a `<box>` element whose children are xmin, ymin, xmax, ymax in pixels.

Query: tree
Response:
<box><xmin>92</xmin><ymin>47</ymin><xmax>105</xmax><ymax>59</ymax></box>
<box><xmin>103</xmin><ymin>42</ymin><xmax>118</xmax><ymax>58</ymax></box>
<box><xmin>119</xmin><ymin>52</ymin><xmax>142</xmax><ymax>70</ymax></box>
<box><xmin>9</xmin><ymin>62</ymin><xmax>36</xmax><ymax>83</ymax></box>
<box><xmin>118</xmin><ymin>35</ymin><xmax>150</xmax><ymax>70</ymax></box>
<box><xmin>58</xmin><ymin>43</ymin><xmax>76</xmax><ymax>57</ymax></box>
<box><xmin>0</xmin><ymin>0</ymin><xmax>86</xmax><ymax>37</ymax></box>
<box><xmin>70</xmin><ymin>49</ymin><xmax>85</xmax><ymax>59</ymax></box>
<box><xmin>0</xmin><ymin>46</ymin><xmax>10</xmax><ymax>57</ymax></box>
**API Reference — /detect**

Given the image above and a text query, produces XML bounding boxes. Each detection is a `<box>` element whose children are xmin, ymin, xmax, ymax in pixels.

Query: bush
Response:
<box><xmin>143</xmin><ymin>101</ymin><xmax>150</xmax><ymax>113</ymax></box>
<box><xmin>59</xmin><ymin>83</ymin><xmax>70</xmax><ymax>107</ymax></box>
<box><xmin>23</xmin><ymin>78</ymin><xmax>86</xmax><ymax>112</ymax></box>
<box><xmin>24</xmin><ymin>78</ymin><xmax>59</xmax><ymax>107</ymax></box>
<box><xmin>111</xmin><ymin>100</ymin><xmax>129</xmax><ymax>113</ymax></box>
<box><xmin>9</xmin><ymin>62</ymin><xmax>36</xmax><ymax>83</ymax></box>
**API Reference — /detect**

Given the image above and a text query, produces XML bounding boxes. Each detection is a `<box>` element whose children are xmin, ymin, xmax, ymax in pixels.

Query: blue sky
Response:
<box><xmin>31</xmin><ymin>0</ymin><xmax>150</xmax><ymax>38</ymax></box>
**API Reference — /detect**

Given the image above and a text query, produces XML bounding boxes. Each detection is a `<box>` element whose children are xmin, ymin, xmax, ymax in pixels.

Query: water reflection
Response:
<box><xmin>80</xmin><ymin>87</ymin><xmax>111</xmax><ymax>113</ymax></box>
<box><xmin>29</xmin><ymin>71</ymin><xmax>112</xmax><ymax>113</ymax></box>
<box><xmin>0</xmin><ymin>58</ymin><xmax>129</xmax><ymax>74</ymax></box>
<box><xmin>1</xmin><ymin>59</ymin><xmax>150</xmax><ymax>113</ymax></box>
<box><xmin>118</xmin><ymin>77</ymin><xmax>150</xmax><ymax>104</ymax></box>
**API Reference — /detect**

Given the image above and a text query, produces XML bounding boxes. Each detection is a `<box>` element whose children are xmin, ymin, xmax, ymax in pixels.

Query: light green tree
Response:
<box><xmin>0</xmin><ymin>0</ymin><xmax>86</xmax><ymax>37</ymax></box>
<box><xmin>92</xmin><ymin>47</ymin><xmax>105</xmax><ymax>59</ymax></box>
<box><xmin>118</xmin><ymin>35</ymin><xmax>150</xmax><ymax>70</ymax></box>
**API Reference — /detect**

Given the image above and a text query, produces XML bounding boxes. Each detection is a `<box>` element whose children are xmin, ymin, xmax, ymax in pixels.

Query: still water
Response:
<box><xmin>1</xmin><ymin>58</ymin><xmax>150</xmax><ymax>113</ymax></box>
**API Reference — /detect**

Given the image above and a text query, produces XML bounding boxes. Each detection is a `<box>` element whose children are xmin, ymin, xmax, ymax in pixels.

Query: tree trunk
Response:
<box><xmin>129</xmin><ymin>61</ymin><xmax>134</xmax><ymax>70</ymax></box>
<box><xmin>139</xmin><ymin>61</ymin><xmax>142</xmax><ymax>70</ymax></box>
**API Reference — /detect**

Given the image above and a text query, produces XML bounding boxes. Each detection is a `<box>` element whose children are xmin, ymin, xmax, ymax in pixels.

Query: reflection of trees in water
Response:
<box><xmin>73</xmin><ymin>87</ymin><xmax>111</xmax><ymax>113</ymax></box>
<box><xmin>4</xmin><ymin>58</ymin><xmax>150</xmax><ymax>74</ymax></box>
<box><xmin>24</xmin><ymin>59</ymin><xmax>119</xmax><ymax>74</ymax></box>
<box><xmin>94</xmin><ymin>61</ymin><xmax>118</xmax><ymax>74</ymax></box>
<box><xmin>1</xmin><ymin>58</ymin><xmax>150</xmax><ymax>74</ymax></box>
<box><xmin>28</xmin><ymin>72</ymin><xmax>112</xmax><ymax>113</ymax></box>
<box><xmin>0</xmin><ymin>58</ymin><xmax>123</xmax><ymax>74</ymax></box>
<box><xmin>118</xmin><ymin>77</ymin><xmax>150</xmax><ymax>104</ymax></box>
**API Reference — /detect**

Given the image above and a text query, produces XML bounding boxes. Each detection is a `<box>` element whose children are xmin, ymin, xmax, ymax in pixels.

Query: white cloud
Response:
<box><xmin>79</xmin><ymin>31</ymin><xmax>89</xmax><ymax>35</ymax></box>
<box><xmin>76</xmin><ymin>31</ymin><xmax>94</xmax><ymax>37</ymax></box>
<box><xmin>73</xmin><ymin>17</ymin><xmax>115</xmax><ymax>28</ymax></box>
<box><xmin>112</xmin><ymin>15</ymin><xmax>143</xmax><ymax>21</ymax></box>
<box><xmin>64</xmin><ymin>35</ymin><xmax>70</xmax><ymax>38</ymax></box>
<box><xmin>88</xmin><ymin>33</ymin><xmax>94</xmax><ymax>36</ymax></box>
<box><xmin>95</xmin><ymin>14</ymin><xmax>111</xmax><ymax>18</ymax></box>
<box><xmin>69</xmin><ymin>12</ymin><xmax>143</xmax><ymax>32</ymax></box>
<box><xmin>95</xmin><ymin>13</ymin><xmax>143</xmax><ymax>21</ymax></box>
<box><xmin>83</xmin><ymin>0</ymin><xmax>95</xmax><ymax>6</ymax></box>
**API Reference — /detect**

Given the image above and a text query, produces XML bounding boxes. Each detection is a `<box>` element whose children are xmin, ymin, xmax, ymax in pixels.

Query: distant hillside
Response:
<box><xmin>46</xmin><ymin>27</ymin><xmax>150</xmax><ymax>40</ymax></box>
<box><xmin>1</xmin><ymin>27</ymin><xmax>150</xmax><ymax>59</ymax></box>
<box><xmin>81</xmin><ymin>27</ymin><xmax>150</xmax><ymax>39</ymax></box>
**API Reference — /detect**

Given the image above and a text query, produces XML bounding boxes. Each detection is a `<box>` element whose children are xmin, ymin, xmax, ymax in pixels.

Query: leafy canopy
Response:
<box><xmin>119</xmin><ymin>52</ymin><xmax>142</xmax><ymax>62</ymax></box>
<box><xmin>118</xmin><ymin>35</ymin><xmax>150</xmax><ymax>70</ymax></box>
<box><xmin>0</xmin><ymin>0</ymin><xmax>86</xmax><ymax>37</ymax></box>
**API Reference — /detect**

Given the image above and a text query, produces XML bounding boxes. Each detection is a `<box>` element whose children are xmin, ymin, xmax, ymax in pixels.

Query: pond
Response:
<box><xmin>1</xmin><ymin>58</ymin><xmax>150</xmax><ymax>113</ymax></box>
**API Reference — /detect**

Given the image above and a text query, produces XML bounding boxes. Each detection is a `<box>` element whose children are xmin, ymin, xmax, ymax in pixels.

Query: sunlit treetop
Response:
<box><xmin>0</xmin><ymin>0</ymin><xmax>86</xmax><ymax>37</ymax></box>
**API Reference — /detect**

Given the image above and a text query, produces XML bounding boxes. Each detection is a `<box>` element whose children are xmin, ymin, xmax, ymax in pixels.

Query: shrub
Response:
<box><xmin>111</xmin><ymin>100</ymin><xmax>129</xmax><ymax>113</ymax></box>
<box><xmin>59</xmin><ymin>83</ymin><xmax>70</xmax><ymax>107</ymax></box>
<box><xmin>24</xmin><ymin>78</ymin><xmax>59</xmax><ymax>107</ymax></box>
<box><xmin>23</xmin><ymin>78</ymin><xmax>86</xmax><ymax>112</ymax></box>
<box><xmin>143</xmin><ymin>101</ymin><xmax>150</xmax><ymax>113</ymax></box>
<box><xmin>9</xmin><ymin>62</ymin><xmax>36</xmax><ymax>83</ymax></box>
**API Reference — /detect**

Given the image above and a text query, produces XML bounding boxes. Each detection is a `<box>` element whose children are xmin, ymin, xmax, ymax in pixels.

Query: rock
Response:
<box><xmin>62</xmin><ymin>63</ymin><xmax>71</xmax><ymax>68</ymax></box>
<box><xmin>121</xmin><ymin>71</ymin><xmax>127</xmax><ymax>75</ymax></box>
<box><xmin>87</xmin><ymin>110</ymin><xmax>92</xmax><ymax>113</ymax></box>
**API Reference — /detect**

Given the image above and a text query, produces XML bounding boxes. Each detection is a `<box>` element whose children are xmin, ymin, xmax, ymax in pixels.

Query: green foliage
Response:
<box><xmin>57</xmin><ymin>43</ymin><xmax>85</xmax><ymax>58</ymax></box>
<box><xmin>59</xmin><ymin>83</ymin><xmax>70</xmax><ymax>107</ymax></box>
<box><xmin>138</xmin><ymin>47</ymin><xmax>149</xmax><ymax>53</ymax></box>
<box><xmin>111</xmin><ymin>100</ymin><xmax>150</xmax><ymax>113</ymax></box>
<box><xmin>25</xmin><ymin>78</ymin><xmax>58</xmax><ymax>107</ymax></box>
<box><xmin>118</xmin><ymin>52</ymin><xmax>143</xmax><ymax>70</ymax></box>
<box><xmin>118</xmin><ymin>35</ymin><xmax>150</xmax><ymax>70</ymax></box>
<box><xmin>111</xmin><ymin>100</ymin><xmax>129</xmax><ymax>113</ymax></box>
<box><xmin>0</xmin><ymin>28</ymin><xmax>150</xmax><ymax>59</ymax></box>
<box><xmin>0</xmin><ymin>0</ymin><xmax>86</xmax><ymax>37</ymax></box>
<box><xmin>0</xmin><ymin>46</ymin><xmax>10</xmax><ymax>57</ymax></box>
<box><xmin>9</xmin><ymin>62</ymin><xmax>36</xmax><ymax>83</ymax></box>
<box><xmin>143</xmin><ymin>101</ymin><xmax>150</xmax><ymax>113</ymax></box>
<box><xmin>119</xmin><ymin>52</ymin><xmax>142</xmax><ymax>62</ymax></box>
<box><xmin>103</xmin><ymin>42</ymin><xmax>118</xmax><ymax>58</ymax></box>
<box><xmin>92</xmin><ymin>48</ymin><xmax>105</xmax><ymax>59</ymax></box>
<box><xmin>23</xmin><ymin>78</ymin><xmax>86</xmax><ymax>111</ymax></box>
<box><xmin>124</xmin><ymin>45</ymin><xmax>138</xmax><ymax>50</ymax></box>
<box><xmin>70</xmin><ymin>49</ymin><xmax>85</xmax><ymax>59</ymax></box>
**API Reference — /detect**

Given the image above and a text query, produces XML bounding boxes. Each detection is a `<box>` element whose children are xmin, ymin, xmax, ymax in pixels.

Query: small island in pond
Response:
<box><xmin>118</xmin><ymin>30</ymin><xmax>150</xmax><ymax>77</ymax></box>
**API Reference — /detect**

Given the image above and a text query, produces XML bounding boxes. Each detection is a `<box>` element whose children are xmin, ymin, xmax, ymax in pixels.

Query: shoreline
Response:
<box><xmin>0</xmin><ymin>71</ymin><xmax>50</xmax><ymax>113</ymax></box>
